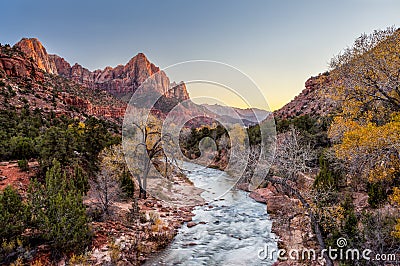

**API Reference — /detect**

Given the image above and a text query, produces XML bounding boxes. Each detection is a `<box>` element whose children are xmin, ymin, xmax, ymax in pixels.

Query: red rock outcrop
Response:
<box><xmin>14</xmin><ymin>38</ymin><xmax>58</xmax><ymax>74</ymax></box>
<box><xmin>60</xmin><ymin>92</ymin><xmax>126</xmax><ymax>118</ymax></box>
<box><xmin>14</xmin><ymin>38</ymin><xmax>190</xmax><ymax>104</ymax></box>
<box><xmin>0</xmin><ymin>55</ymin><xmax>44</xmax><ymax>81</ymax></box>
<box><xmin>5</xmin><ymin>37</ymin><xmax>192</xmax><ymax>122</ymax></box>
<box><xmin>49</xmin><ymin>54</ymin><xmax>71</xmax><ymax>76</ymax></box>
<box><xmin>58</xmin><ymin>53</ymin><xmax>189</xmax><ymax>102</ymax></box>
<box><xmin>274</xmin><ymin>73</ymin><xmax>336</xmax><ymax>119</ymax></box>
<box><xmin>0</xmin><ymin>45</ymin><xmax>44</xmax><ymax>81</ymax></box>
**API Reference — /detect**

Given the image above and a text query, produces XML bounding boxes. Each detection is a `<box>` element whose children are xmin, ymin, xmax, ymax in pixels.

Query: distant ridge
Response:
<box><xmin>273</xmin><ymin>73</ymin><xmax>336</xmax><ymax>119</ymax></box>
<box><xmin>14</xmin><ymin>38</ymin><xmax>190</xmax><ymax>103</ymax></box>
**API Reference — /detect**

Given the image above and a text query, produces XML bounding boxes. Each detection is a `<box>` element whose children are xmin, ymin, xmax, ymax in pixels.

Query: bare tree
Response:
<box><xmin>267</xmin><ymin>127</ymin><xmax>333</xmax><ymax>266</ymax></box>
<box><xmin>92</xmin><ymin>167</ymin><xmax>120</xmax><ymax>215</ymax></box>
<box><xmin>91</xmin><ymin>145</ymin><xmax>124</xmax><ymax>215</ymax></box>
<box><xmin>129</xmin><ymin>116</ymin><xmax>175</xmax><ymax>199</ymax></box>
<box><xmin>273</xmin><ymin>127</ymin><xmax>315</xmax><ymax>181</ymax></box>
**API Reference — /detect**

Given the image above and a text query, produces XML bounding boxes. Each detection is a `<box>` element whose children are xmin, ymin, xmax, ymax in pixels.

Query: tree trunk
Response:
<box><xmin>142</xmin><ymin>157</ymin><xmax>151</xmax><ymax>199</ymax></box>
<box><xmin>137</xmin><ymin>174</ymin><xmax>143</xmax><ymax>199</ymax></box>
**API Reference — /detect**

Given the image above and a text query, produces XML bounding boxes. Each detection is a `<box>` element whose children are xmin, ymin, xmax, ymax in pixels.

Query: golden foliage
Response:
<box><xmin>328</xmin><ymin>28</ymin><xmax>400</xmax><ymax>237</ymax></box>
<box><xmin>108</xmin><ymin>241</ymin><xmax>121</xmax><ymax>264</ymax></box>
<box><xmin>330</xmin><ymin>114</ymin><xmax>400</xmax><ymax>182</ymax></box>
<box><xmin>69</xmin><ymin>253</ymin><xmax>90</xmax><ymax>266</ymax></box>
<box><xmin>317</xmin><ymin>205</ymin><xmax>345</xmax><ymax>232</ymax></box>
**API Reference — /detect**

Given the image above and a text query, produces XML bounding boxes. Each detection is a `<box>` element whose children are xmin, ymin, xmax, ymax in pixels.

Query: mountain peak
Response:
<box><xmin>18</xmin><ymin>37</ymin><xmax>43</xmax><ymax>46</ymax></box>
<box><xmin>14</xmin><ymin>37</ymin><xmax>58</xmax><ymax>74</ymax></box>
<box><xmin>136</xmin><ymin>52</ymin><xmax>146</xmax><ymax>58</ymax></box>
<box><xmin>8</xmin><ymin>39</ymin><xmax>190</xmax><ymax>106</ymax></box>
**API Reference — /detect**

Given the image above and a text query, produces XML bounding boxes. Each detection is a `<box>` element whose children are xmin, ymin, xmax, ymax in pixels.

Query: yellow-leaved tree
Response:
<box><xmin>327</xmin><ymin>27</ymin><xmax>400</xmax><ymax>236</ymax></box>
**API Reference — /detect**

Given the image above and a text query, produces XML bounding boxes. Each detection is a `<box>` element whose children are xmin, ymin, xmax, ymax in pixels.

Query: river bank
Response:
<box><xmin>144</xmin><ymin>161</ymin><xmax>277</xmax><ymax>265</ymax></box>
<box><xmin>85</xmin><ymin>167</ymin><xmax>205</xmax><ymax>266</ymax></box>
<box><xmin>245</xmin><ymin>175</ymin><xmax>324</xmax><ymax>266</ymax></box>
<box><xmin>172</xmin><ymin>155</ymin><xmax>323</xmax><ymax>265</ymax></box>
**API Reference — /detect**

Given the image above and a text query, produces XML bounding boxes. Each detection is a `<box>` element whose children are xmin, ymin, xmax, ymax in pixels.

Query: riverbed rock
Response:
<box><xmin>187</xmin><ymin>222</ymin><xmax>197</xmax><ymax>228</ymax></box>
<box><xmin>266</xmin><ymin>195</ymin><xmax>287</xmax><ymax>214</ymax></box>
<box><xmin>249</xmin><ymin>188</ymin><xmax>274</xmax><ymax>203</ymax></box>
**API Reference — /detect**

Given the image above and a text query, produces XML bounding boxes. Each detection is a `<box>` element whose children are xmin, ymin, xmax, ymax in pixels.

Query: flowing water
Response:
<box><xmin>144</xmin><ymin>161</ymin><xmax>277</xmax><ymax>265</ymax></box>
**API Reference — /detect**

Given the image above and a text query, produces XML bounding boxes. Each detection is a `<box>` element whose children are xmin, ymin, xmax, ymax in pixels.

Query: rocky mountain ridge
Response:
<box><xmin>202</xmin><ymin>104</ymin><xmax>270</xmax><ymax>126</ymax></box>
<box><xmin>273</xmin><ymin>72</ymin><xmax>337</xmax><ymax>119</ymax></box>
<box><xmin>15</xmin><ymin>38</ymin><xmax>189</xmax><ymax>103</ymax></box>
<box><xmin>3</xmin><ymin>37</ymin><xmax>271</xmax><ymax>127</ymax></box>
<box><xmin>0</xmin><ymin>41</ymin><xmax>126</xmax><ymax>122</ymax></box>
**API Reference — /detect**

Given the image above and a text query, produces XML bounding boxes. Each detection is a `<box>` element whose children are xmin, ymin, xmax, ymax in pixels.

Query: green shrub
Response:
<box><xmin>29</xmin><ymin>160</ymin><xmax>92</xmax><ymax>255</ymax></box>
<box><xmin>120</xmin><ymin>170</ymin><xmax>135</xmax><ymax>198</ymax></box>
<box><xmin>314</xmin><ymin>153</ymin><xmax>341</xmax><ymax>190</ymax></box>
<box><xmin>341</xmin><ymin>195</ymin><xmax>358</xmax><ymax>237</ymax></box>
<box><xmin>0</xmin><ymin>186</ymin><xmax>28</xmax><ymax>241</ymax></box>
<box><xmin>367</xmin><ymin>181</ymin><xmax>387</xmax><ymax>208</ymax></box>
<box><xmin>17</xmin><ymin>159</ymin><xmax>29</xmax><ymax>172</ymax></box>
<box><xmin>73</xmin><ymin>164</ymin><xmax>89</xmax><ymax>195</ymax></box>
<box><xmin>10</xmin><ymin>136</ymin><xmax>35</xmax><ymax>159</ymax></box>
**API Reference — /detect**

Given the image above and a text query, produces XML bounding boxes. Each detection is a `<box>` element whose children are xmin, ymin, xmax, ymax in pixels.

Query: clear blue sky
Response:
<box><xmin>2</xmin><ymin>0</ymin><xmax>400</xmax><ymax>110</ymax></box>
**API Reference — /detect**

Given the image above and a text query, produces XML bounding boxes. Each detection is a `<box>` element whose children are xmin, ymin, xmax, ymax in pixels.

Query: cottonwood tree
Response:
<box><xmin>327</xmin><ymin>28</ymin><xmax>400</xmax><ymax>183</ymax></box>
<box><xmin>321</xmin><ymin>27</ymin><xmax>400</xmax><ymax>259</ymax></box>
<box><xmin>127</xmin><ymin>114</ymin><xmax>175</xmax><ymax>199</ymax></box>
<box><xmin>329</xmin><ymin>27</ymin><xmax>400</xmax><ymax>120</ymax></box>
<box><xmin>327</xmin><ymin>28</ymin><xmax>400</xmax><ymax>210</ymax></box>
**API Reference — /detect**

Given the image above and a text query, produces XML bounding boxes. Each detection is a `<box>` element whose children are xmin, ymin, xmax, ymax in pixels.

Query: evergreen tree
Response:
<box><xmin>0</xmin><ymin>186</ymin><xmax>28</xmax><ymax>241</ymax></box>
<box><xmin>29</xmin><ymin>160</ymin><xmax>92</xmax><ymax>255</ymax></box>
<box><xmin>120</xmin><ymin>170</ymin><xmax>135</xmax><ymax>198</ymax></box>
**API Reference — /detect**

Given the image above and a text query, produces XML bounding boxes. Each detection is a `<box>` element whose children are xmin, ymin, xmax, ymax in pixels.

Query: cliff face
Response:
<box><xmin>60</xmin><ymin>53</ymin><xmax>190</xmax><ymax>102</ymax></box>
<box><xmin>274</xmin><ymin>73</ymin><xmax>336</xmax><ymax>119</ymax></box>
<box><xmin>15</xmin><ymin>38</ymin><xmax>189</xmax><ymax>103</ymax></box>
<box><xmin>49</xmin><ymin>54</ymin><xmax>71</xmax><ymax>77</ymax></box>
<box><xmin>0</xmin><ymin>42</ymin><xmax>127</xmax><ymax>122</ymax></box>
<box><xmin>14</xmin><ymin>38</ymin><xmax>58</xmax><ymax>74</ymax></box>
<box><xmin>1</xmin><ymin>38</ymin><xmax>195</xmax><ymax>122</ymax></box>
<box><xmin>14</xmin><ymin>38</ymin><xmax>190</xmax><ymax>104</ymax></box>
<box><xmin>0</xmin><ymin>51</ymin><xmax>44</xmax><ymax>81</ymax></box>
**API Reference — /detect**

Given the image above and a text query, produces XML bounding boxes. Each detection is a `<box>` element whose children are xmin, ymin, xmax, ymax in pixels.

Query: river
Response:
<box><xmin>144</xmin><ymin>161</ymin><xmax>277</xmax><ymax>265</ymax></box>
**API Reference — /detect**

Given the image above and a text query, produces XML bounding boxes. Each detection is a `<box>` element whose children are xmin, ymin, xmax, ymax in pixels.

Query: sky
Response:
<box><xmin>1</xmin><ymin>0</ymin><xmax>400</xmax><ymax>110</ymax></box>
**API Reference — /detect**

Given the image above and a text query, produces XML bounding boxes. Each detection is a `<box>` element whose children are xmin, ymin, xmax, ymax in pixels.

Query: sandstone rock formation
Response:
<box><xmin>15</xmin><ymin>38</ymin><xmax>190</xmax><ymax>103</ymax></box>
<box><xmin>0</xmin><ymin>41</ymin><xmax>127</xmax><ymax>122</ymax></box>
<box><xmin>2</xmin><ymin>37</ymin><xmax>194</xmax><ymax>122</ymax></box>
<box><xmin>0</xmin><ymin>45</ymin><xmax>44</xmax><ymax>81</ymax></box>
<box><xmin>15</xmin><ymin>38</ymin><xmax>58</xmax><ymax>74</ymax></box>
<box><xmin>59</xmin><ymin>53</ymin><xmax>189</xmax><ymax>102</ymax></box>
<box><xmin>274</xmin><ymin>73</ymin><xmax>336</xmax><ymax>119</ymax></box>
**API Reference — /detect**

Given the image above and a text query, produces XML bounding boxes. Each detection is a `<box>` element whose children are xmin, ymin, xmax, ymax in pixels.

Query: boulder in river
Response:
<box><xmin>187</xmin><ymin>222</ymin><xmax>197</xmax><ymax>228</ymax></box>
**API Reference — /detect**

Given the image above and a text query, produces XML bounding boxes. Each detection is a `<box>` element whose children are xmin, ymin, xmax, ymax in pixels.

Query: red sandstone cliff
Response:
<box><xmin>15</xmin><ymin>38</ymin><xmax>189</xmax><ymax>103</ymax></box>
<box><xmin>14</xmin><ymin>38</ymin><xmax>58</xmax><ymax>74</ymax></box>
<box><xmin>0</xmin><ymin>45</ymin><xmax>44</xmax><ymax>81</ymax></box>
<box><xmin>4</xmin><ymin>37</ymin><xmax>194</xmax><ymax>121</ymax></box>
<box><xmin>273</xmin><ymin>73</ymin><xmax>336</xmax><ymax>119</ymax></box>
<box><xmin>0</xmin><ymin>41</ymin><xmax>126</xmax><ymax>121</ymax></box>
